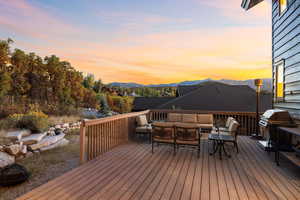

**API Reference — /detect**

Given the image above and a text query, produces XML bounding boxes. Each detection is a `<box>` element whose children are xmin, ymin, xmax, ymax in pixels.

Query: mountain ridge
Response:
<box><xmin>109</xmin><ymin>78</ymin><xmax>272</xmax><ymax>91</ymax></box>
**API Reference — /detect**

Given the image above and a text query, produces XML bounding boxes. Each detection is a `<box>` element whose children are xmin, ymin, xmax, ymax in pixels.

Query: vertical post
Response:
<box><xmin>252</xmin><ymin>79</ymin><xmax>263</xmax><ymax>139</ymax></box>
<box><xmin>80</xmin><ymin>119</ymin><xmax>87</xmax><ymax>164</ymax></box>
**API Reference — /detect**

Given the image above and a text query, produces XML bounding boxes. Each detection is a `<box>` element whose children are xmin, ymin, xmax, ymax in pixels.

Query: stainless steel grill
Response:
<box><xmin>259</xmin><ymin>109</ymin><xmax>295</xmax><ymax>150</ymax></box>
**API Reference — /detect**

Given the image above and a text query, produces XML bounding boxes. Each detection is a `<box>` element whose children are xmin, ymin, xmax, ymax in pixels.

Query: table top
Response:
<box><xmin>278</xmin><ymin>127</ymin><xmax>300</xmax><ymax>137</ymax></box>
<box><xmin>208</xmin><ymin>134</ymin><xmax>234</xmax><ymax>141</ymax></box>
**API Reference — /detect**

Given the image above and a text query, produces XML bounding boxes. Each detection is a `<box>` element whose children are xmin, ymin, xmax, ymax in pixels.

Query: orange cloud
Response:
<box><xmin>0</xmin><ymin>0</ymin><xmax>272</xmax><ymax>84</ymax></box>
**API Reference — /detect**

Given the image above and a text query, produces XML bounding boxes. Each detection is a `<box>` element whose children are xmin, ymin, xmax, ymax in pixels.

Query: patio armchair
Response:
<box><xmin>175</xmin><ymin>123</ymin><xmax>201</xmax><ymax>158</ymax></box>
<box><xmin>151</xmin><ymin>122</ymin><xmax>176</xmax><ymax>155</ymax></box>
<box><xmin>212</xmin><ymin>117</ymin><xmax>235</xmax><ymax>135</ymax></box>
<box><xmin>210</xmin><ymin>120</ymin><xmax>240</xmax><ymax>153</ymax></box>
<box><xmin>135</xmin><ymin>115</ymin><xmax>152</xmax><ymax>143</ymax></box>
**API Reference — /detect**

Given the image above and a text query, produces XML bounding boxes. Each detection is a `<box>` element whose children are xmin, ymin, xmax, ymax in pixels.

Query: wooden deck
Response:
<box><xmin>18</xmin><ymin>136</ymin><xmax>300</xmax><ymax>200</ymax></box>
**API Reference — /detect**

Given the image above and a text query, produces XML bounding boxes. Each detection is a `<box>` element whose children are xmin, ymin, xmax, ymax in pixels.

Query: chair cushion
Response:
<box><xmin>197</xmin><ymin>114</ymin><xmax>213</xmax><ymax>124</ymax></box>
<box><xmin>136</xmin><ymin>125</ymin><xmax>152</xmax><ymax>133</ymax></box>
<box><xmin>167</xmin><ymin>113</ymin><xmax>182</xmax><ymax>122</ymax></box>
<box><xmin>176</xmin><ymin>140</ymin><xmax>199</xmax><ymax>145</ymax></box>
<box><xmin>136</xmin><ymin>115</ymin><xmax>148</xmax><ymax>126</ymax></box>
<box><xmin>225</xmin><ymin>117</ymin><xmax>235</xmax><ymax>128</ymax></box>
<box><xmin>182</xmin><ymin>114</ymin><xmax>197</xmax><ymax>123</ymax></box>
<box><xmin>228</xmin><ymin>120</ymin><xmax>239</xmax><ymax>132</ymax></box>
<box><xmin>152</xmin><ymin>138</ymin><xmax>174</xmax><ymax>143</ymax></box>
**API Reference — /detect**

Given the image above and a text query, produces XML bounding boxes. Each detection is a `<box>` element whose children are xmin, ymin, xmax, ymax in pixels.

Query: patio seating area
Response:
<box><xmin>17</xmin><ymin>136</ymin><xmax>300</xmax><ymax>200</ymax></box>
<box><xmin>16</xmin><ymin>110</ymin><xmax>300</xmax><ymax>200</ymax></box>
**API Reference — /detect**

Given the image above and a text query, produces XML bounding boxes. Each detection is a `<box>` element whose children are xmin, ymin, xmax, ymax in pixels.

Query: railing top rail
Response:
<box><xmin>150</xmin><ymin>109</ymin><xmax>261</xmax><ymax>115</ymax></box>
<box><xmin>82</xmin><ymin>110</ymin><xmax>150</xmax><ymax>127</ymax></box>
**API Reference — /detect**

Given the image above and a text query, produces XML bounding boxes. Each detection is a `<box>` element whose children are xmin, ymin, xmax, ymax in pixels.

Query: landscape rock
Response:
<box><xmin>20</xmin><ymin>145</ymin><xmax>27</xmax><ymax>155</ymax></box>
<box><xmin>49</xmin><ymin>127</ymin><xmax>55</xmax><ymax>131</ymax></box>
<box><xmin>29</xmin><ymin>133</ymin><xmax>65</xmax><ymax>151</ymax></box>
<box><xmin>5</xmin><ymin>130</ymin><xmax>31</xmax><ymax>141</ymax></box>
<box><xmin>40</xmin><ymin>138</ymin><xmax>69</xmax><ymax>152</ymax></box>
<box><xmin>0</xmin><ymin>152</ymin><xmax>15</xmax><ymax>168</ymax></box>
<box><xmin>47</xmin><ymin>131</ymin><xmax>56</xmax><ymax>136</ymax></box>
<box><xmin>21</xmin><ymin>133</ymin><xmax>47</xmax><ymax>145</ymax></box>
<box><xmin>4</xmin><ymin>144</ymin><xmax>21</xmax><ymax>156</ymax></box>
<box><xmin>54</xmin><ymin>125</ymin><xmax>61</xmax><ymax>129</ymax></box>
<box><xmin>0</xmin><ymin>145</ymin><xmax>4</xmax><ymax>152</ymax></box>
<box><xmin>62</xmin><ymin>123</ymin><xmax>69</xmax><ymax>128</ymax></box>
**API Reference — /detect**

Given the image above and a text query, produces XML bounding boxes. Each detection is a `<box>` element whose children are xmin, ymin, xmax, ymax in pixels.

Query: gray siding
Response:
<box><xmin>272</xmin><ymin>0</ymin><xmax>300</xmax><ymax>119</ymax></box>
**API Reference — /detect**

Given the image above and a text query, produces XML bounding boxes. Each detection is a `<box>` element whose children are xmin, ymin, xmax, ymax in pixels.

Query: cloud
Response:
<box><xmin>0</xmin><ymin>0</ymin><xmax>272</xmax><ymax>84</ymax></box>
<box><xmin>0</xmin><ymin>0</ymin><xmax>81</xmax><ymax>42</ymax></box>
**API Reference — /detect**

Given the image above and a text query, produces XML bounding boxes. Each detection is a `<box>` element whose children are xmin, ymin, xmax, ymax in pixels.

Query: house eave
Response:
<box><xmin>241</xmin><ymin>0</ymin><xmax>264</xmax><ymax>10</ymax></box>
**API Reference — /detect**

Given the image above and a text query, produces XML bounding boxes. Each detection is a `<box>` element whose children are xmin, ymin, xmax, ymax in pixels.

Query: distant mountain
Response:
<box><xmin>109</xmin><ymin>78</ymin><xmax>272</xmax><ymax>91</ymax></box>
<box><xmin>108</xmin><ymin>82</ymin><xmax>144</xmax><ymax>88</ymax></box>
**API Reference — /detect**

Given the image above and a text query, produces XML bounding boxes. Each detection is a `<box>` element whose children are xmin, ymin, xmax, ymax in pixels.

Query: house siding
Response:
<box><xmin>272</xmin><ymin>0</ymin><xmax>300</xmax><ymax>119</ymax></box>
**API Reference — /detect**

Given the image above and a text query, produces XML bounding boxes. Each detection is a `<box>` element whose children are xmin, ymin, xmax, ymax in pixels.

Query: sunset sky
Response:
<box><xmin>0</xmin><ymin>0</ymin><xmax>272</xmax><ymax>84</ymax></box>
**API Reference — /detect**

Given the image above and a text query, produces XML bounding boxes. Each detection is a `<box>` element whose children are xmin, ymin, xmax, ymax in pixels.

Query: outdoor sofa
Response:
<box><xmin>151</xmin><ymin>113</ymin><xmax>214</xmax><ymax>157</ymax></box>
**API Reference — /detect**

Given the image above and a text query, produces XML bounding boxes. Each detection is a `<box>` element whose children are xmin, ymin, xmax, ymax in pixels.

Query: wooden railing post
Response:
<box><xmin>80</xmin><ymin>119</ymin><xmax>87</xmax><ymax>164</ymax></box>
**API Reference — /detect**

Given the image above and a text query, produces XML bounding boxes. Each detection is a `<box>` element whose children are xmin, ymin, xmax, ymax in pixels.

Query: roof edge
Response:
<box><xmin>241</xmin><ymin>0</ymin><xmax>264</xmax><ymax>10</ymax></box>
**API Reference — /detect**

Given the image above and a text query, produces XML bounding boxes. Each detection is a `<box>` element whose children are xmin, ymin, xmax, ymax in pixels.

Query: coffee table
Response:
<box><xmin>208</xmin><ymin>133</ymin><xmax>232</xmax><ymax>160</ymax></box>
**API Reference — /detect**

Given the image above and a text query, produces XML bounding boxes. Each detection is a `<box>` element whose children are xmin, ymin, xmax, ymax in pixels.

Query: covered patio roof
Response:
<box><xmin>241</xmin><ymin>0</ymin><xmax>265</xmax><ymax>10</ymax></box>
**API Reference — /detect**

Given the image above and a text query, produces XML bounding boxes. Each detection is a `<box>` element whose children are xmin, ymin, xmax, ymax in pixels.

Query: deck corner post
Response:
<box><xmin>80</xmin><ymin>119</ymin><xmax>87</xmax><ymax>164</ymax></box>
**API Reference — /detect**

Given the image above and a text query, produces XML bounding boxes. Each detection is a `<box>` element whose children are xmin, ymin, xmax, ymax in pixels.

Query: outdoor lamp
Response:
<box><xmin>252</xmin><ymin>79</ymin><xmax>263</xmax><ymax>139</ymax></box>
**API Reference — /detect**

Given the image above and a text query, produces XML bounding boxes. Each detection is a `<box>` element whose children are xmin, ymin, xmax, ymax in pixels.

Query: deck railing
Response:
<box><xmin>80</xmin><ymin>110</ymin><xmax>150</xmax><ymax>163</ymax></box>
<box><xmin>150</xmin><ymin>109</ymin><xmax>259</xmax><ymax>135</ymax></box>
<box><xmin>80</xmin><ymin>109</ymin><xmax>259</xmax><ymax>163</ymax></box>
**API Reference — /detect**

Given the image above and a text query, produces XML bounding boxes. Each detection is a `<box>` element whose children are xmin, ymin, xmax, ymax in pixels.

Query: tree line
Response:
<box><xmin>0</xmin><ymin>39</ymin><xmax>101</xmax><ymax>116</ymax></box>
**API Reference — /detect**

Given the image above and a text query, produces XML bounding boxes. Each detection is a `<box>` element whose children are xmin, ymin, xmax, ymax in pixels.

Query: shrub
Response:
<box><xmin>6</xmin><ymin>111</ymin><xmax>49</xmax><ymax>133</ymax></box>
<box><xmin>21</xmin><ymin>111</ymin><xmax>49</xmax><ymax>133</ymax></box>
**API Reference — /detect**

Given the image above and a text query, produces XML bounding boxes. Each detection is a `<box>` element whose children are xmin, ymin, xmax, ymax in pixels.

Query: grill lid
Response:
<box><xmin>262</xmin><ymin>109</ymin><xmax>289</xmax><ymax>119</ymax></box>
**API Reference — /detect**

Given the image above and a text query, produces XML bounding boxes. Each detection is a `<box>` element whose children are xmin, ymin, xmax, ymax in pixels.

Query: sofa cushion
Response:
<box><xmin>152</xmin><ymin>121</ymin><xmax>175</xmax><ymax>127</ymax></box>
<box><xmin>136</xmin><ymin>115</ymin><xmax>148</xmax><ymax>126</ymax></box>
<box><xmin>136</xmin><ymin>125</ymin><xmax>152</xmax><ymax>133</ymax></box>
<box><xmin>167</xmin><ymin>113</ymin><xmax>182</xmax><ymax>122</ymax></box>
<box><xmin>197</xmin><ymin>114</ymin><xmax>213</xmax><ymax>124</ymax></box>
<box><xmin>174</xmin><ymin>122</ymin><xmax>200</xmax><ymax>129</ymax></box>
<box><xmin>198</xmin><ymin>124</ymin><xmax>213</xmax><ymax>129</ymax></box>
<box><xmin>182</xmin><ymin>114</ymin><xmax>197</xmax><ymax>123</ymax></box>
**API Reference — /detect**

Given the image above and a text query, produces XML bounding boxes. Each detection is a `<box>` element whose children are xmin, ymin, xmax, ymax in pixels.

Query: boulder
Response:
<box><xmin>0</xmin><ymin>145</ymin><xmax>4</xmax><ymax>152</ymax></box>
<box><xmin>20</xmin><ymin>145</ymin><xmax>27</xmax><ymax>155</ymax></box>
<box><xmin>40</xmin><ymin>138</ymin><xmax>69</xmax><ymax>152</ymax></box>
<box><xmin>29</xmin><ymin>133</ymin><xmax>65</xmax><ymax>151</ymax></box>
<box><xmin>4</xmin><ymin>144</ymin><xmax>20</xmax><ymax>156</ymax></box>
<box><xmin>47</xmin><ymin>131</ymin><xmax>56</xmax><ymax>136</ymax></box>
<box><xmin>49</xmin><ymin>127</ymin><xmax>55</xmax><ymax>131</ymax></box>
<box><xmin>0</xmin><ymin>152</ymin><xmax>15</xmax><ymax>168</ymax></box>
<box><xmin>5</xmin><ymin>130</ymin><xmax>31</xmax><ymax>141</ymax></box>
<box><xmin>54</xmin><ymin>125</ymin><xmax>61</xmax><ymax>129</ymax></box>
<box><xmin>21</xmin><ymin>133</ymin><xmax>47</xmax><ymax>145</ymax></box>
<box><xmin>62</xmin><ymin>123</ymin><xmax>69</xmax><ymax>128</ymax></box>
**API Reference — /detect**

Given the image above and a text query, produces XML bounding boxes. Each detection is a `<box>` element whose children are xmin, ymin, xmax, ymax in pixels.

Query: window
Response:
<box><xmin>274</xmin><ymin>60</ymin><xmax>285</xmax><ymax>101</ymax></box>
<box><xmin>279</xmin><ymin>0</ymin><xmax>288</xmax><ymax>15</ymax></box>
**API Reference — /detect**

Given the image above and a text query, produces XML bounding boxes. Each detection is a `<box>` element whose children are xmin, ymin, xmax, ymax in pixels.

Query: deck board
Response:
<box><xmin>17</xmin><ymin>136</ymin><xmax>300</xmax><ymax>200</ymax></box>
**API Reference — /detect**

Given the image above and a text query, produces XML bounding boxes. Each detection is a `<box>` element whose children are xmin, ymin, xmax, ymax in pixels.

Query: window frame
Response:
<box><xmin>279</xmin><ymin>0</ymin><xmax>288</xmax><ymax>16</ymax></box>
<box><xmin>274</xmin><ymin>60</ymin><xmax>285</xmax><ymax>102</ymax></box>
